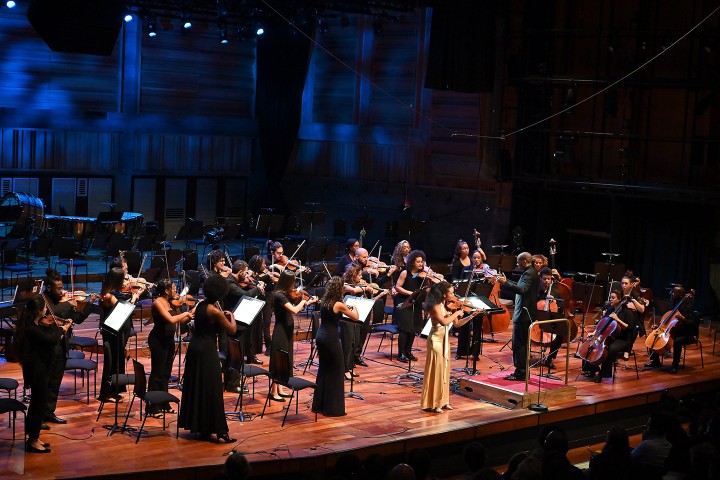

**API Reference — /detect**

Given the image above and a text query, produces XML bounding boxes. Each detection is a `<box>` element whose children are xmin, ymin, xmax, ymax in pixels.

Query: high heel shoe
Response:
<box><xmin>216</xmin><ymin>433</ymin><xmax>237</xmax><ymax>444</ymax></box>
<box><xmin>26</xmin><ymin>442</ymin><xmax>51</xmax><ymax>454</ymax></box>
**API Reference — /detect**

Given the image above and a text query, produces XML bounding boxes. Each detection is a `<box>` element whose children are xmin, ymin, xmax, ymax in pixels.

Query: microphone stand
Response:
<box><xmin>345</xmin><ymin>333</ymin><xmax>364</xmax><ymax>400</ymax></box>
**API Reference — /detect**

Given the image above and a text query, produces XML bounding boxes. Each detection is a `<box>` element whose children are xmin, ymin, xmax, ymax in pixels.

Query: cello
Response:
<box><xmin>645</xmin><ymin>289</ymin><xmax>695</xmax><ymax>355</ymax></box>
<box><xmin>576</xmin><ymin>294</ymin><xmax>630</xmax><ymax>366</ymax></box>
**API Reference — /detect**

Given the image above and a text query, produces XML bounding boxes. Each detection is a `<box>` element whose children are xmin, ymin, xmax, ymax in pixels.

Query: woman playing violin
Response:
<box><xmin>43</xmin><ymin>268</ymin><xmax>97</xmax><ymax>424</ymax></box>
<box><xmin>113</xmin><ymin>256</ymin><xmax>150</xmax><ymax>298</ymax></box>
<box><xmin>15</xmin><ymin>295</ymin><xmax>71</xmax><ymax>453</ymax></box>
<box><xmin>421</xmin><ymin>281</ymin><xmax>481</xmax><ymax>413</ymax></box>
<box><xmin>394</xmin><ymin>250</ymin><xmax>429</xmax><ymax>362</ymax></box>
<box><xmin>583</xmin><ymin>289</ymin><xmax>636</xmax><ymax>383</ymax></box>
<box><xmin>248</xmin><ymin>254</ymin><xmax>275</xmax><ymax>354</ymax></box>
<box><xmin>148</xmin><ymin>279</ymin><xmax>193</xmax><ymax>414</ymax></box>
<box><xmin>389</xmin><ymin>240</ymin><xmax>411</xmax><ymax>297</ymax></box>
<box><xmin>335</xmin><ymin>238</ymin><xmax>360</xmax><ymax>277</ymax></box>
<box><xmin>269</xmin><ymin>271</ymin><xmax>318</xmax><ymax>401</ymax></box>
<box><xmin>224</xmin><ymin>260</ymin><xmax>265</xmax><ymax>368</ymax></box>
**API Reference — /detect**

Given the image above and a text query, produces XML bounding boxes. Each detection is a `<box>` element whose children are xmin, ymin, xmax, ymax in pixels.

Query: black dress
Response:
<box><xmin>147</xmin><ymin>304</ymin><xmax>176</xmax><ymax>413</ymax></box>
<box><xmin>270</xmin><ymin>292</ymin><xmax>294</xmax><ymax>375</ymax></box>
<box><xmin>312</xmin><ymin>305</ymin><xmax>346</xmax><ymax>416</ymax></box>
<box><xmin>178</xmin><ymin>302</ymin><xmax>229</xmax><ymax>437</ymax></box>
<box><xmin>99</xmin><ymin>295</ymin><xmax>132</xmax><ymax>399</ymax></box>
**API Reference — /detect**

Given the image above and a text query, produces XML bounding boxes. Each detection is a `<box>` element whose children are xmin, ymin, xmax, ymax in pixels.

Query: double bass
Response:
<box><xmin>548</xmin><ymin>239</ymin><xmax>575</xmax><ymax>319</ymax></box>
<box><xmin>478</xmin><ymin>263</ymin><xmax>511</xmax><ymax>334</ymax></box>
<box><xmin>645</xmin><ymin>289</ymin><xmax>695</xmax><ymax>355</ymax></box>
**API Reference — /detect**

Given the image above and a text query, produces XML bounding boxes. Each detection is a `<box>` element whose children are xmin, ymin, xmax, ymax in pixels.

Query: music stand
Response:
<box><xmin>487</xmin><ymin>254</ymin><xmax>516</xmax><ymax>273</ymax></box>
<box><xmin>342</xmin><ymin>295</ymin><xmax>375</xmax><ymax>401</ymax></box>
<box><xmin>255</xmin><ymin>214</ymin><xmax>284</xmax><ymax>240</ymax></box>
<box><xmin>300</xmin><ymin>210</ymin><xmax>325</xmax><ymax>242</ymax></box>
<box><xmin>572</xmin><ymin>279</ymin><xmax>603</xmax><ymax>349</ymax></box>
<box><xmin>101</xmin><ymin>300</ymin><xmax>136</xmax><ymax>436</ymax></box>
<box><xmin>229</xmin><ymin>296</ymin><xmax>266</xmax><ymax>421</ymax></box>
<box><xmin>595</xmin><ymin>262</ymin><xmax>625</xmax><ymax>282</ymax></box>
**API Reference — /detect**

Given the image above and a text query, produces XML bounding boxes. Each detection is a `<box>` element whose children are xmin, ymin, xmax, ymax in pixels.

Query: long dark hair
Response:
<box><xmin>321</xmin><ymin>277</ymin><xmax>343</xmax><ymax>309</ymax></box>
<box><xmin>425</xmin><ymin>281</ymin><xmax>452</xmax><ymax>310</ymax></box>
<box><xmin>453</xmin><ymin>240</ymin><xmax>468</xmax><ymax>261</ymax></box>
<box><xmin>248</xmin><ymin>255</ymin><xmax>265</xmax><ymax>274</ymax></box>
<box><xmin>275</xmin><ymin>271</ymin><xmax>296</xmax><ymax>295</ymax></box>
<box><xmin>14</xmin><ymin>295</ymin><xmax>46</xmax><ymax>366</ymax></box>
<box><xmin>102</xmin><ymin>267</ymin><xmax>126</xmax><ymax>294</ymax></box>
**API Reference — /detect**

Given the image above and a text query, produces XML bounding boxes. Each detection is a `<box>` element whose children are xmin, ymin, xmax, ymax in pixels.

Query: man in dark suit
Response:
<box><xmin>494</xmin><ymin>252</ymin><xmax>539</xmax><ymax>381</ymax></box>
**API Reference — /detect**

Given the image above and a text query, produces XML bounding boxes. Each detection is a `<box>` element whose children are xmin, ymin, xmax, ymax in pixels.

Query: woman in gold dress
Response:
<box><xmin>420</xmin><ymin>281</ymin><xmax>480</xmax><ymax>413</ymax></box>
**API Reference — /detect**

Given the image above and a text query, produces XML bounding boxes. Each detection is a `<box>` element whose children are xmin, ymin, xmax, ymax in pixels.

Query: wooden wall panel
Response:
<box><xmin>139</xmin><ymin>28</ymin><xmax>256</xmax><ymax>118</ymax></box>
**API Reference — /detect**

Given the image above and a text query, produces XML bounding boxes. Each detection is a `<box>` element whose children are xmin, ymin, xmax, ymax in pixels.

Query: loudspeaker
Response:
<box><xmin>28</xmin><ymin>0</ymin><xmax>124</xmax><ymax>56</ymax></box>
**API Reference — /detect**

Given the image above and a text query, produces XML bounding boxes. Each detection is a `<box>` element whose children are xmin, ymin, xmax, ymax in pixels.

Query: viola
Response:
<box><xmin>645</xmin><ymin>289</ymin><xmax>695</xmax><ymax>355</ymax></box>
<box><xmin>289</xmin><ymin>288</ymin><xmax>315</xmax><ymax>305</ymax></box>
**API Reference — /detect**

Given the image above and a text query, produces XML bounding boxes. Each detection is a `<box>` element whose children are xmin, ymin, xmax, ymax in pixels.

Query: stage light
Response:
<box><xmin>256</xmin><ymin>25</ymin><xmax>264</xmax><ymax>36</ymax></box>
<box><xmin>147</xmin><ymin>18</ymin><xmax>157</xmax><ymax>37</ymax></box>
<box><xmin>6</xmin><ymin>1</ymin><xmax>16</xmax><ymax>9</ymax></box>
<box><xmin>124</xmin><ymin>14</ymin><xmax>133</xmax><ymax>23</ymax></box>
<box><xmin>184</xmin><ymin>20</ymin><xmax>192</xmax><ymax>29</ymax></box>
<box><xmin>219</xmin><ymin>26</ymin><xmax>228</xmax><ymax>44</ymax></box>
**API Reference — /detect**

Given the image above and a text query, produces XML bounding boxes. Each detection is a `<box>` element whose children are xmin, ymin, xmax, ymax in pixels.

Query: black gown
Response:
<box><xmin>270</xmin><ymin>292</ymin><xmax>294</xmax><ymax>375</ymax></box>
<box><xmin>312</xmin><ymin>305</ymin><xmax>346</xmax><ymax>416</ymax></box>
<box><xmin>178</xmin><ymin>302</ymin><xmax>229</xmax><ymax>437</ymax></box>
<box><xmin>147</xmin><ymin>305</ymin><xmax>176</xmax><ymax>413</ymax></box>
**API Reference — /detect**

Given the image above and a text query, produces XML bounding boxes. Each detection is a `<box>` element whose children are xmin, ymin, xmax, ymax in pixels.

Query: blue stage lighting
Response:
<box><xmin>124</xmin><ymin>14</ymin><xmax>133</xmax><ymax>23</ymax></box>
<box><xmin>256</xmin><ymin>26</ymin><xmax>264</xmax><ymax>36</ymax></box>
<box><xmin>6</xmin><ymin>1</ymin><xmax>16</xmax><ymax>8</ymax></box>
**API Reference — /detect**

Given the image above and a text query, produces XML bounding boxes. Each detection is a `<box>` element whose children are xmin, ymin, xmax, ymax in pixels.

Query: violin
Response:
<box><xmin>445</xmin><ymin>294</ymin><xmax>477</xmax><ymax>314</ymax></box>
<box><xmin>417</xmin><ymin>268</ymin><xmax>444</xmax><ymax>285</ymax></box>
<box><xmin>171</xmin><ymin>293</ymin><xmax>196</xmax><ymax>309</ymax></box>
<box><xmin>366</xmin><ymin>256</ymin><xmax>392</xmax><ymax>274</ymax></box>
<box><xmin>289</xmin><ymin>288</ymin><xmax>315</xmax><ymax>305</ymax></box>
<box><xmin>40</xmin><ymin>293</ymin><xmax>73</xmax><ymax>328</ymax></box>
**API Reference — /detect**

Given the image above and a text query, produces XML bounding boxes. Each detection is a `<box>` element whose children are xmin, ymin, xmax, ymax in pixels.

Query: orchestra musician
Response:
<box><xmin>269</xmin><ymin>271</ymin><xmax>318</xmax><ymax>401</ymax></box>
<box><xmin>537</xmin><ymin>267</ymin><xmax>565</xmax><ymax>370</ymax></box>
<box><xmin>394</xmin><ymin>250</ymin><xmax>430</xmax><ymax>362</ymax></box>
<box><xmin>148</xmin><ymin>279</ymin><xmax>193</xmax><ymax>414</ymax></box>
<box><xmin>619</xmin><ymin>275</ymin><xmax>647</xmax><ymax>337</ymax></box>
<box><xmin>450</xmin><ymin>240</ymin><xmax>473</xmax><ymax>281</ymax></box>
<box><xmin>644</xmin><ymin>285</ymin><xmax>695</xmax><ymax>374</ymax></box>
<box><xmin>43</xmin><ymin>268</ymin><xmax>97</xmax><ymax>425</ymax></box>
<box><xmin>454</xmin><ymin>248</ymin><xmax>487</xmax><ymax>360</ymax></box>
<box><xmin>15</xmin><ymin>295</ymin><xmax>71</xmax><ymax>453</ymax></box>
<box><xmin>389</xmin><ymin>240</ymin><xmax>411</xmax><ymax>297</ymax></box>
<box><xmin>98</xmin><ymin>267</ymin><xmax>139</xmax><ymax>402</ymax></box>
<box><xmin>532</xmin><ymin>253</ymin><xmax>563</xmax><ymax>281</ymax></box>
<box><xmin>491</xmin><ymin>252</ymin><xmax>539</xmax><ymax>381</ymax></box>
<box><xmin>583</xmin><ymin>290</ymin><xmax>637</xmax><ymax>383</ymax></box>
<box><xmin>231</xmin><ymin>260</ymin><xmax>265</xmax><ymax>364</ymax></box>
<box><xmin>208</xmin><ymin>249</ymin><xmax>232</xmax><ymax>277</ymax></box>
<box><xmin>248</xmin><ymin>254</ymin><xmax>275</xmax><ymax>355</ymax></box>
<box><xmin>112</xmin><ymin>256</ymin><xmax>147</xmax><ymax>298</ymax></box>
<box><xmin>421</xmin><ymin>281</ymin><xmax>481</xmax><ymax>413</ymax></box>
<box><xmin>178</xmin><ymin>274</ymin><xmax>236</xmax><ymax>443</ymax></box>
<box><xmin>312</xmin><ymin>277</ymin><xmax>360</xmax><ymax>417</ymax></box>
<box><xmin>335</xmin><ymin>238</ymin><xmax>360</xmax><ymax>277</ymax></box>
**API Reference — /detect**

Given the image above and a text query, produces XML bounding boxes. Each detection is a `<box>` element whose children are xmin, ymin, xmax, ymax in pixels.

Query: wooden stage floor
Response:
<box><xmin>1</xmin><ymin>305</ymin><xmax>718</xmax><ymax>480</ymax></box>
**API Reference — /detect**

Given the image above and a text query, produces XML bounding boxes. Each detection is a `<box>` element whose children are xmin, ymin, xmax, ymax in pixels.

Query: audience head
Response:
<box><xmin>464</xmin><ymin>441</ymin><xmax>487</xmax><ymax>472</ymax></box>
<box><xmin>388</xmin><ymin>463</ymin><xmax>415</xmax><ymax>480</ymax></box>
<box><xmin>223</xmin><ymin>451</ymin><xmax>251</xmax><ymax>480</ymax></box>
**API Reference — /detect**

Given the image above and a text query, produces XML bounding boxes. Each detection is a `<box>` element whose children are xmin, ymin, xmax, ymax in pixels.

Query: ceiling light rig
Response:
<box><xmin>119</xmin><ymin>0</ymin><xmax>415</xmax><ymax>40</ymax></box>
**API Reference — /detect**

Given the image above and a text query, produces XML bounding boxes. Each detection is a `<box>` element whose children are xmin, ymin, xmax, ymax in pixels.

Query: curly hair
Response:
<box><xmin>202</xmin><ymin>274</ymin><xmax>229</xmax><ymax>303</ymax></box>
<box><xmin>44</xmin><ymin>267</ymin><xmax>63</xmax><ymax>286</ymax></box>
<box><xmin>391</xmin><ymin>240</ymin><xmax>410</xmax><ymax>268</ymax></box>
<box><xmin>208</xmin><ymin>249</ymin><xmax>225</xmax><ymax>270</ymax></box>
<box><xmin>404</xmin><ymin>250</ymin><xmax>426</xmax><ymax>273</ymax></box>
<box><xmin>343</xmin><ymin>265</ymin><xmax>362</xmax><ymax>284</ymax></box>
<box><xmin>321</xmin><ymin>277</ymin><xmax>344</xmax><ymax>308</ymax></box>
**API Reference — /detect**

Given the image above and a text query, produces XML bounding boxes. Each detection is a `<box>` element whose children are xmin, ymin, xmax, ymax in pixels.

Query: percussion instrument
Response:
<box><xmin>0</xmin><ymin>191</ymin><xmax>45</xmax><ymax>238</ymax></box>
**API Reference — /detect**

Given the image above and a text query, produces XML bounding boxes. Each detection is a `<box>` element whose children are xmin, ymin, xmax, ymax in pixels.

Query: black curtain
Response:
<box><xmin>256</xmin><ymin>19</ymin><xmax>315</xmax><ymax>208</ymax></box>
<box><xmin>509</xmin><ymin>184</ymin><xmax>718</xmax><ymax>315</ymax></box>
<box><xmin>425</xmin><ymin>0</ymin><xmax>499</xmax><ymax>93</ymax></box>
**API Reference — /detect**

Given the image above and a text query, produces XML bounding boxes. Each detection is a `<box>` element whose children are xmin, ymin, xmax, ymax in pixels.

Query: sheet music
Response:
<box><xmin>464</xmin><ymin>297</ymin><xmax>494</xmax><ymax>311</ymax></box>
<box><xmin>232</xmin><ymin>296</ymin><xmax>266</xmax><ymax>326</ymax></box>
<box><xmin>342</xmin><ymin>295</ymin><xmax>375</xmax><ymax>323</ymax></box>
<box><xmin>420</xmin><ymin>318</ymin><xmax>433</xmax><ymax>338</ymax></box>
<box><xmin>103</xmin><ymin>301</ymin><xmax>135</xmax><ymax>333</ymax></box>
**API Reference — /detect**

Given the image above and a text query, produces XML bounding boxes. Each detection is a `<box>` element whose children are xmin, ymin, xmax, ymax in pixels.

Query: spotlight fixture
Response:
<box><xmin>219</xmin><ymin>24</ymin><xmax>228</xmax><ymax>44</ymax></box>
<box><xmin>147</xmin><ymin>17</ymin><xmax>157</xmax><ymax>37</ymax></box>
<box><xmin>184</xmin><ymin>19</ymin><xmax>192</xmax><ymax>29</ymax></box>
<box><xmin>124</xmin><ymin>14</ymin><xmax>133</xmax><ymax>23</ymax></box>
<box><xmin>6</xmin><ymin>1</ymin><xmax>16</xmax><ymax>9</ymax></box>
<box><xmin>256</xmin><ymin>24</ymin><xmax>264</xmax><ymax>36</ymax></box>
